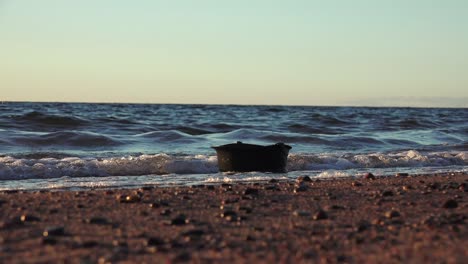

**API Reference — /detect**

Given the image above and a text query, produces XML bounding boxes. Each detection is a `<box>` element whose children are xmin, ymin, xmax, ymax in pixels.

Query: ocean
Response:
<box><xmin>0</xmin><ymin>102</ymin><xmax>466</xmax><ymax>191</ymax></box>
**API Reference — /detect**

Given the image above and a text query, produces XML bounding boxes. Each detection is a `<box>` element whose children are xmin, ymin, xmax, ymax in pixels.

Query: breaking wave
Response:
<box><xmin>0</xmin><ymin>150</ymin><xmax>465</xmax><ymax>180</ymax></box>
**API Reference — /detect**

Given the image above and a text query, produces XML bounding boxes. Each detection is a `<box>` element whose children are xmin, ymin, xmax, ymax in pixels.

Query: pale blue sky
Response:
<box><xmin>1</xmin><ymin>1</ymin><xmax>467</xmax><ymax>107</ymax></box>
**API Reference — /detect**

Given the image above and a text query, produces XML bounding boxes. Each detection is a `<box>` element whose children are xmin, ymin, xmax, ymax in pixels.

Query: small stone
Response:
<box><xmin>395</xmin><ymin>173</ymin><xmax>409</xmax><ymax>177</ymax></box>
<box><xmin>222</xmin><ymin>198</ymin><xmax>240</xmax><ymax>204</ymax></box>
<box><xmin>294</xmin><ymin>183</ymin><xmax>308</xmax><ymax>193</ymax></box>
<box><xmin>244</xmin><ymin>188</ymin><xmax>259</xmax><ymax>196</ymax></box>
<box><xmin>313</xmin><ymin>210</ymin><xmax>328</xmax><ymax>220</ymax></box>
<box><xmin>206</xmin><ymin>185</ymin><xmax>215</xmax><ymax>190</ymax></box>
<box><xmin>297</xmin><ymin>176</ymin><xmax>312</xmax><ymax>182</ymax></box>
<box><xmin>427</xmin><ymin>183</ymin><xmax>440</xmax><ymax>190</ymax></box>
<box><xmin>402</xmin><ymin>185</ymin><xmax>412</xmax><ymax>191</ymax></box>
<box><xmin>221</xmin><ymin>210</ymin><xmax>238</xmax><ymax>218</ymax></box>
<box><xmin>171</xmin><ymin>214</ymin><xmax>189</xmax><ymax>225</ymax></box>
<box><xmin>364</xmin><ymin>173</ymin><xmax>375</xmax><ymax>180</ymax></box>
<box><xmin>43</xmin><ymin>226</ymin><xmax>65</xmax><ymax>237</ymax></box>
<box><xmin>124</xmin><ymin>195</ymin><xmax>141</xmax><ymax>203</ymax></box>
<box><xmin>42</xmin><ymin>237</ymin><xmax>57</xmax><ymax>245</ymax></box>
<box><xmin>458</xmin><ymin>183</ymin><xmax>467</xmax><ymax>192</ymax></box>
<box><xmin>160</xmin><ymin>209</ymin><xmax>172</xmax><ymax>216</ymax></box>
<box><xmin>149</xmin><ymin>203</ymin><xmax>160</xmax><ymax>208</ymax></box>
<box><xmin>356</xmin><ymin>220</ymin><xmax>371</xmax><ymax>232</ymax></box>
<box><xmin>381</xmin><ymin>190</ymin><xmax>394</xmax><ymax>197</ymax></box>
<box><xmin>329</xmin><ymin>205</ymin><xmax>345</xmax><ymax>210</ymax></box>
<box><xmin>112</xmin><ymin>240</ymin><xmax>128</xmax><ymax>247</ymax></box>
<box><xmin>385</xmin><ymin>210</ymin><xmax>401</xmax><ymax>219</ymax></box>
<box><xmin>443</xmin><ymin>199</ymin><xmax>458</xmax><ymax>209</ymax></box>
<box><xmin>293</xmin><ymin>210</ymin><xmax>311</xmax><ymax>217</ymax></box>
<box><xmin>182</xmin><ymin>229</ymin><xmax>205</xmax><ymax>241</ymax></box>
<box><xmin>239</xmin><ymin>206</ymin><xmax>253</xmax><ymax>213</ymax></box>
<box><xmin>268</xmin><ymin>179</ymin><xmax>279</xmax><ymax>183</ymax></box>
<box><xmin>245</xmin><ymin>235</ymin><xmax>256</xmax><ymax>241</ymax></box>
<box><xmin>145</xmin><ymin>237</ymin><xmax>165</xmax><ymax>246</ymax></box>
<box><xmin>20</xmin><ymin>214</ymin><xmax>41</xmax><ymax>222</ymax></box>
<box><xmin>87</xmin><ymin>217</ymin><xmax>110</xmax><ymax>225</ymax></box>
<box><xmin>352</xmin><ymin>181</ymin><xmax>362</xmax><ymax>187</ymax></box>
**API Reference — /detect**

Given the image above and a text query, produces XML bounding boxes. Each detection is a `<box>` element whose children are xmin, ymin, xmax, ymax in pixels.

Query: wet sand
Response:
<box><xmin>0</xmin><ymin>173</ymin><xmax>467</xmax><ymax>263</ymax></box>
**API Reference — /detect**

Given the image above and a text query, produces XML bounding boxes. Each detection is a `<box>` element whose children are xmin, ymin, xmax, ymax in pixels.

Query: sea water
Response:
<box><xmin>0</xmin><ymin>102</ymin><xmax>466</xmax><ymax>190</ymax></box>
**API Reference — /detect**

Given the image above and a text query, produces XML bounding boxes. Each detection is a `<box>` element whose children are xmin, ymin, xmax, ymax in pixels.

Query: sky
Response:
<box><xmin>1</xmin><ymin>1</ymin><xmax>467</xmax><ymax>107</ymax></box>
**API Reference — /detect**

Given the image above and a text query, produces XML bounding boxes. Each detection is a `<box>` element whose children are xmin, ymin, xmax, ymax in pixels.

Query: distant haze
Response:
<box><xmin>1</xmin><ymin>1</ymin><xmax>467</xmax><ymax>107</ymax></box>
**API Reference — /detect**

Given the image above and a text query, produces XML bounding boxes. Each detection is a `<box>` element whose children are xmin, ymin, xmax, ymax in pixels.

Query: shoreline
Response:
<box><xmin>1</xmin><ymin>173</ymin><xmax>467</xmax><ymax>263</ymax></box>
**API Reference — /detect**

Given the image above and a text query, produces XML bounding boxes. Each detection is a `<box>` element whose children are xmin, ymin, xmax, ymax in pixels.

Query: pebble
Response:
<box><xmin>293</xmin><ymin>210</ymin><xmax>311</xmax><ymax>217</ymax></box>
<box><xmin>244</xmin><ymin>188</ymin><xmax>259</xmax><ymax>196</ymax></box>
<box><xmin>427</xmin><ymin>183</ymin><xmax>440</xmax><ymax>190</ymax></box>
<box><xmin>364</xmin><ymin>173</ymin><xmax>375</xmax><ymax>180</ymax></box>
<box><xmin>268</xmin><ymin>179</ymin><xmax>279</xmax><ymax>183</ymax></box>
<box><xmin>43</xmin><ymin>226</ymin><xmax>65</xmax><ymax>237</ymax></box>
<box><xmin>221</xmin><ymin>210</ymin><xmax>238</xmax><ymax>218</ymax></box>
<box><xmin>87</xmin><ymin>217</ymin><xmax>110</xmax><ymax>225</ymax></box>
<box><xmin>222</xmin><ymin>198</ymin><xmax>240</xmax><ymax>204</ymax></box>
<box><xmin>381</xmin><ymin>190</ymin><xmax>394</xmax><ymax>197</ymax></box>
<box><xmin>160</xmin><ymin>209</ymin><xmax>172</xmax><ymax>216</ymax></box>
<box><xmin>356</xmin><ymin>220</ymin><xmax>371</xmax><ymax>232</ymax></box>
<box><xmin>171</xmin><ymin>214</ymin><xmax>189</xmax><ymax>225</ymax></box>
<box><xmin>294</xmin><ymin>183</ymin><xmax>309</xmax><ymax>193</ymax></box>
<box><xmin>313</xmin><ymin>210</ymin><xmax>328</xmax><ymax>220</ymax></box>
<box><xmin>116</xmin><ymin>194</ymin><xmax>141</xmax><ymax>203</ymax></box>
<box><xmin>182</xmin><ymin>229</ymin><xmax>205</xmax><ymax>241</ymax></box>
<box><xmin>443</xmin><ymin>199</ymin><xmax>458</xmax><ymax>209</ymax></box>
<box><xmin>20</xmin><ymin>214</ymin><xmax>41</xmax><ymax>222</ymax></box>
<box><xmin>145</xmin><ymin>237</ymin><xmax>165</xmax><ymax>246</ymax></box>
<box><xmin>42</xmin><ymin>237</ymin><xmax>57</xmax><ymax>245</ymax></box>
<box><xmin>402</xmin><ymin>185</ymin><xmax>413</xmax><ymax>191</ymax></box>
<box><xmin>112</xmin><ymin>240</ymin><xmax>128</xmax><ymax>247</ymax></box>
<box><xmin>296</xmin><ymin>176</ymin><xmax>312</xmax><ymax>183</ymax></box>
<box><xmin>396</xmin><ymin>173</ymin><xmax>409</xmax><ymax>177</ymax></box>
<box><xmin>352</xmin><ymin>181</ymin><xmax>362</xmax><ymax>187</ymax></box>
<box><xmin>238</xmin><ymin>206</ymin><xmax>253</xmax><ymax>214</ymax></box>
<box><xmin>385</xmin><ymin>210</ymin><xmax>401</xmax><ymax>219</ymax></box>
<box><xmin>221</xmin><ymin>183</ymin><xmax>232</xmax><ymax>188</ymax></box>
<box><xmin>149</xmin><ymin>203</ymin><xmax>160</xmax><ymax>208</ymax></box>
<box><xmin>124</xmin><ymin>195</ymin><xmax>141</xmax><ymax>203</ymax></box>
<box><xmin>459</xmin><ymin>183</ymin><xmax>467</xmax><ymax>192</ymax></box>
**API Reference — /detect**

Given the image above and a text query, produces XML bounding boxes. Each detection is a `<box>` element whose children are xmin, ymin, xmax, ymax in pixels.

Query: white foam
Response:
<box><xmin>0</xmin><ymin>150</ymin><xmax>466</xmax><ymax>180</ymax></box>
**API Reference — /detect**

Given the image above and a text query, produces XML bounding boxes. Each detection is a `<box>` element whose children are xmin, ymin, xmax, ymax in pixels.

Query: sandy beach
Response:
<box><xmin>0</xmin><ymin>173</ymin><xmax>466</xmax><ymax>263</ymax></box>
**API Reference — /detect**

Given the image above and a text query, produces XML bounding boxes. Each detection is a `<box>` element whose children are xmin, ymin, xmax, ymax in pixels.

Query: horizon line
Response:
<box><xmin>2</xmin><ymin>100</ymin><xmax>466</xmax><ymax>109</ymax></box>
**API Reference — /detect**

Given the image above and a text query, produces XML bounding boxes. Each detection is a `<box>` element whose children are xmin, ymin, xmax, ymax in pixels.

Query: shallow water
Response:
<box><xmin>0</xmin><ymin>102</ymin><xmax>466</xmax><ymax>190</ymax></box>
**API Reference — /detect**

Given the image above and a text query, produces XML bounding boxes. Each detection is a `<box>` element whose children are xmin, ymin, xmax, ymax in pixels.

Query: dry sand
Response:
<box><xmin>0</xmin><ymin>173</ymin><xmax>467</xmax><ymax>263</ymax></box>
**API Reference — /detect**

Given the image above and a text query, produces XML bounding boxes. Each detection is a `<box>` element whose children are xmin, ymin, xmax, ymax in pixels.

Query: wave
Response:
<box><xmin>134</xmin><ymin>130</ymin><xmax>202</xmax><ymax>143</ymax></box>
<box><xmin>0</xmin><ymin>150</ymin><xmax>465</xmax><ymax>180</ymax></box>
<box><xmin>173</xmin><ymin>126</ymin><xmax>214</xmax><ymax>135</ymax></box>
<box><xmin>16</xmin><ymin>111</ymin><xmax>89</xmax><ymax>128</ymax></box>
<box><xmin>287</xmin><ymin>124</ymin><xmax>344</xmax><ymax>135</ymax></box>
<box><xmin>12</xmin><ymin>131</ymin><xmax>122</xmax><ymax>147</ymax></box>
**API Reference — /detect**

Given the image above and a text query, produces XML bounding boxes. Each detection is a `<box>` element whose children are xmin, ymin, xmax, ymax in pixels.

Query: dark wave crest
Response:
<box><xmin>174</xmin><ymin>126</ymin><xmax>214</xmax><ymax>135</ymax></box>
<box><xmin>135</xmin><ymin>130</ymin><xmax>201</xmax><ymax>143</ymax></box>
<box><xmin>12</xmin><ymin>131</ymin><xmax>121</xmax><ymax>147</ymax></box>
<box><xmin>17</xmin><ymin>111</ymin><xmax>89</xmax><ymax>128</ymax></box>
